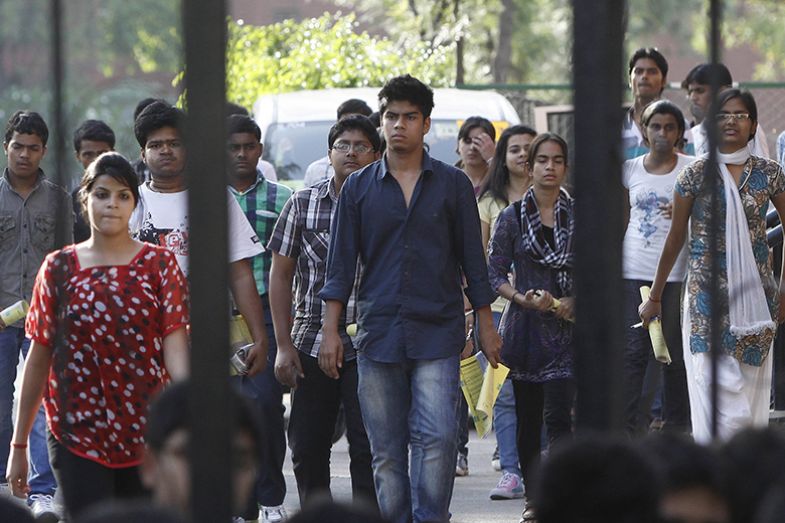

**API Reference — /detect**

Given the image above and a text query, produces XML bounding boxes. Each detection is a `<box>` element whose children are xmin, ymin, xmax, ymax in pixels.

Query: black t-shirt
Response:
<box><xmin>543</xmin><ymin>225</ymin><xmax>555</xmax><ymax>250</ymax></box>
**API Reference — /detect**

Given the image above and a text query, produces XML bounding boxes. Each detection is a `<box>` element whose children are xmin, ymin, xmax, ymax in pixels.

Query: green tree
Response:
<box><xmin>223</xmin><ymin>13</ymin><xmax>454</xmax><ymax>110</ymax></box>
<box><xmin>331</xmin><ymin>0</ymin><xmax>573</xmax><ymax>85</ymax></box>
<box><xmin>0</xmin><ymin>1</ymin><xmax>181</xmax><ymax>181</ymax></box>
<box><xmin>717</xmin><ymin>0</ymin><xmax>785</xmax><ymax>81</ymax></box>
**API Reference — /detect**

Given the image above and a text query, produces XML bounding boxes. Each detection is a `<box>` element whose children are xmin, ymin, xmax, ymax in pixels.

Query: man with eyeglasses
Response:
<box><xmin>267</xmin><ymin>115</ymin><xmax>379</xmax><ymax>509</ymax></box>
<box><xmin>226</xmin><ymin>114</ymin><xmax>292</xmax><ymax>523</ymax></box>
<box><xmin>302</xmin><ymin>99</ymin><xmax>374</xmax><ymax>187</ymax></box>
<box><xmin>681</xmin><ymin>62</ymin><xmax>769</xmax><ymax>158</ymax></box>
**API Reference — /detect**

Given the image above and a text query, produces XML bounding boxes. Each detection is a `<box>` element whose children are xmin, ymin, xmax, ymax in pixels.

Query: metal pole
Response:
<box><xmin>182</xmin><ymin>1</ymin><xmax>232</xmax><ymax>521</ymax></box>
<box><xmin>50</xmin><ymin>0</ymin><xmax>68</xmax><ymax>247</ymax></box>
<box><xmin>572</xmin><ymin>0</ymin><xmax>626</xmax><ymax>431</ymax></box>
<box><xmin>706</xmin><ymin>0</ymin><xmax>722</xmax><ymax>441</ymax></box>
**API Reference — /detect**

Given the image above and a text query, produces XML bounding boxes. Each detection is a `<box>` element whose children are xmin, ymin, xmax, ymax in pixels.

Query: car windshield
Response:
<box><xmin>262</xmin><ymin>119</ymin><xmax>469</xmax><ymax>181</ymax></box>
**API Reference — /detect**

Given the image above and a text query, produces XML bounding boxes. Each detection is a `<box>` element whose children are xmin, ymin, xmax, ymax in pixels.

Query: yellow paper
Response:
<box><xmin>459</xmin><ymin>354</ymin><xmax>510</xmax><ymax>438</ymax></box>
<box><xmin>229</xmin><ymin>314</ymin><xmax>253</xmax><ymax>347</ymax></box>
<box><xmin>229</xmin><ymin>315</ymin><xmax>254</xmax><ymax>376</ymax></box>
<box><xmin>639</xmin><ymin>286</ymin><xmax>671</xmax><ymax>364</ymax></box>
<box><xmin>476</xmin><ymin>361</ymin><xmax>510</xmax><ymax>434</ymax></box>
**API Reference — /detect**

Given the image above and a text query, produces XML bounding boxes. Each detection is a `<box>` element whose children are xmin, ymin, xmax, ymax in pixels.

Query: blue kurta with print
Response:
<box><xmin>675</xmin><ymin>156</ymin><xmax>785</xmax><ymax>365</ymax></box>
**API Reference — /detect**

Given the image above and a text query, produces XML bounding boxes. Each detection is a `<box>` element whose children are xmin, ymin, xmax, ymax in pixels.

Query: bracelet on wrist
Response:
<box><xmin>11</xmin><ymin>443</ymin><xmax>27</xmax><ymax>450</ymax></box>
<box><xmin>648</xmin><ymin>296</ymin><xmax>661</xmax><ymax>303</ymax></box>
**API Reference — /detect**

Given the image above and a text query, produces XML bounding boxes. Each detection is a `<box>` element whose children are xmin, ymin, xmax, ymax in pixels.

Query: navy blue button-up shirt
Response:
<box><xmin>320</xmin><ymin>152</ymin><xmax>496</xmax><ymax>363</ymax></box>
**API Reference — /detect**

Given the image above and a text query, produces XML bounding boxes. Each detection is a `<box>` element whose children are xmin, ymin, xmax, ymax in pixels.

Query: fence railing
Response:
<box><xmin>459</xmin><ymin>82</ymin><xmax>785</xmax><ymax>162</ymax></box>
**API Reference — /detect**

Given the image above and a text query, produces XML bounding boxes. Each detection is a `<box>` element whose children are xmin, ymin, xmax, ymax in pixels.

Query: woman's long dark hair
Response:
<box><xmin>478</xmin><ymin>125</ymin><xmax>537</xmax><ymax>206</ymax></box>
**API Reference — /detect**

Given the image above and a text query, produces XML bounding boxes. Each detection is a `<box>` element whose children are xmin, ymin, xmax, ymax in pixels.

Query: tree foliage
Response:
<box><xmin>332</xmin><ymin>0</ymin><xmax>573</xmax><ymax>85</ymax></box>
<box><xmin>625</xmin><ymin>0</ymin><xmax>785</xmax><ymax>82</ymax></box>
<box><xmin>0</xmin><ymin>1</ymin><xmax>181</xmax><ymax>180</ymax></box>
<box><xmin>224</xmin><ymin>13</ymin><xmax>454</xmax><ymax>110</ymax></box>
<box><xmin>720</xmin><ymin>0</ymin><xmax>785</xmax><ymax>81</ymax></box>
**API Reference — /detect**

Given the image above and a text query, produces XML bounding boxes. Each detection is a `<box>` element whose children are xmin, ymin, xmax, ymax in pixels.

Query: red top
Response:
<box><xmin>26</xmin><ymin>243</ymin><xmax>189</xmax><ymax>468</ymax></box>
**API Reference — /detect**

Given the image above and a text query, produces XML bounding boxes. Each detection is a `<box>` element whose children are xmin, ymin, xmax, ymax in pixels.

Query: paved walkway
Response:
<box><xmin>280</xmin><ymin>428</ymin><xmax>523</xmax><ymax>522</ymax></box>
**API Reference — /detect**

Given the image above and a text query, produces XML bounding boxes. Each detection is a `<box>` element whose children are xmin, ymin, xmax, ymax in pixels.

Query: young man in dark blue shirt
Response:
<box><xmin>320</xmin><ymin>75</ymin><xmax>502</xmax><ymax>523</ymax></box>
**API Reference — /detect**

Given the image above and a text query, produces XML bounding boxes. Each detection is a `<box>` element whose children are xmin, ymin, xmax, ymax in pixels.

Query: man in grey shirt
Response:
<box><xmin>0</xmin><ymin>111</ymin><xmax>72</xmax><ymax>520</ymax></box>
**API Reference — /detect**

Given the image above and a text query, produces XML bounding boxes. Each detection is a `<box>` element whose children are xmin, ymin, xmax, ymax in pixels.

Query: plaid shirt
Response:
<box><xmin>267</xmin><ymin>178</ymin><xmax>357</xmax><ymax>359</ymax></box>
<box><xmin>230</xmin><ymin>171</ymin><xmax>293</xmax><ymax>295</ymax></box>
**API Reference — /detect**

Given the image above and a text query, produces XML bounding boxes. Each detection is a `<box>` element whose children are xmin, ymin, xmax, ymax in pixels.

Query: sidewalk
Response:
<box><xmin>280</xmin><ymin>428</ymin><xmax>524</xmax><ymax>522</ymax></box>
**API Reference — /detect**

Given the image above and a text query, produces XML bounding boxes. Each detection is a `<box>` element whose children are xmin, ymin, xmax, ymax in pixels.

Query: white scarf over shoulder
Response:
<box><xmin>717</xmin><ymin>147</ymin><xmax>776</xmax><ymax>339</ymax></box>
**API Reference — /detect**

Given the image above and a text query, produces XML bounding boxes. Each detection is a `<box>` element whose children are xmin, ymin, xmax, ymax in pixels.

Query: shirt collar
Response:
<box><xmin>316</xmin><ymin>176</ymin><xmax>340</xmax><ymax>203</ymax></box>
<box><xmin>378</xmin><ymin>150</ymin><xmax>434</xmax><ymax>180</ymax></box>
<box><xmin>2</xmin><ymin>168</ymin><xmax>44</xmax><ymax>190</ymax></box>
<box><xmin>229</xmin><ymin>169</ymin><xmax>265</xmax><ymax>196</ymax></box>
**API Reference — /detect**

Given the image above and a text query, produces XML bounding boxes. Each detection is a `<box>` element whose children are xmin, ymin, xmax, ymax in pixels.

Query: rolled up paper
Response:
<box><xmin>639</xmin><ymin>286</ymin><xmax>671</xmax><ymax>364</ymax></box>
<box><xmin>0</xmin><ymin>300</ymin><xmax>29</xmax><ymax>329</ymax></box>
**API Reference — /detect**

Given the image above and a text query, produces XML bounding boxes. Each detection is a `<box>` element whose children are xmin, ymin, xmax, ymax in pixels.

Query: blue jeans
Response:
<box><xmin>493</xmin><ymin>380</ymin><xmax>520</xmax><ymax>475</ymax></box>
<box><xmin>0</xmin><ymin>327</ymin><xmax>56</xmax><ymax>496</ymax></box>
<box><xmin>490</xmin><ymin>311</ymin><xmax>520</xmax><ymax>476</ymax></box>
<box><xmin>357</xmin><ymin>353</ymin><xmax>460</xmax><ymax>523</ymax></box>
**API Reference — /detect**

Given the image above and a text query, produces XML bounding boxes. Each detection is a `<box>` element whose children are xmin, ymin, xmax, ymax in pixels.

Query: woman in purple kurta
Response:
<box><xmin>486</xmin><ymin>133</ymin><xmax>575</xmax><ymax>521</ymax></box>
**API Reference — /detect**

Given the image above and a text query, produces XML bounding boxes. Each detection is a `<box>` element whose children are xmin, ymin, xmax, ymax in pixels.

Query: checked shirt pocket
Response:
<box><xmin>302</xmin><ymin>227</ymin><xmax>330</xmax><ymax>266</ymax></box>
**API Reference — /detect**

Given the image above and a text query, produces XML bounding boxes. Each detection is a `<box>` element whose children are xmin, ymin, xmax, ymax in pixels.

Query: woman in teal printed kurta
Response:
<box><xmin>640</xmin><ymin>89</ymin><xmax>785</xmax><ymax>442</ymax></box>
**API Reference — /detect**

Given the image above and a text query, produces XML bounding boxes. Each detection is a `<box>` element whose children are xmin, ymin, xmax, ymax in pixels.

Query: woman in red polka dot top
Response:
<box><xmin>6</xmin><ymin>152</ymin><xmax>189</xmax><ymax>518</ymax></box>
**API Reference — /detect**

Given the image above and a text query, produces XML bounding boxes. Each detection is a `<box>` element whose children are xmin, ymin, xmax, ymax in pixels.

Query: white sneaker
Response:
<box><xmin>489</xmin><ymin>471</ymin><xmax>525</xmax><ymax>500</ymax></box>
<box><xmin>455</xmin><ymin>452</ymin><xmax>469</xmax><ymax>477</ymax></box>
<box><xmin>260</xmin><ymin>504</ymin><xmax>287</xmax><ymax>522</ymax></box>
<box><xmin>29</xmin><ymin>493</ymin><xmax>61</xmax><ymax>523</ymax></box>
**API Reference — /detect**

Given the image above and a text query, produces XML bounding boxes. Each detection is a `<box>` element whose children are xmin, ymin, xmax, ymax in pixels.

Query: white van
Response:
<box><xmin>253</xmin><ymin>87</ymin><xmax>520</xmax><ymax>186</ymax></box>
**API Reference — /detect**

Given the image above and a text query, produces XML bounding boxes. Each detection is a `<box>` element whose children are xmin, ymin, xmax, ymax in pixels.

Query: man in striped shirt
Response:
<box><xmin>267</xmin><ymin>116</ymin><xmax>380</xmax><ymax>508</ymax></box>
<box><xmin>227</xmin><ymin>114</ymin><xmax>293</xmax><ymax>523</ymax></box>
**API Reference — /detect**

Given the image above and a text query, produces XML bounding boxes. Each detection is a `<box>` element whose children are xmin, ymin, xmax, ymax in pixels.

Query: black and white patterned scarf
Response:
<box><xmin>519</xmin><ymin>187</ymin><xmax>575</xmax><ymax>295</ymax></box>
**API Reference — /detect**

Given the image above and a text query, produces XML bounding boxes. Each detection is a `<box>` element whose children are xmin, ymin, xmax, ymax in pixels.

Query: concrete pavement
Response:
<box><xmin>279</xmin><ymin>428</ymin><xmax>524</xmax><ymax>522</ymax></box>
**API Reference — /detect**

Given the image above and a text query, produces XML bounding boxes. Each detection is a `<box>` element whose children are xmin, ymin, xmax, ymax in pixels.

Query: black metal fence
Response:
<box><xmin>39</xmin><ymin>0</ymin><xmax>754</xmax><ymax>520</ymax></box>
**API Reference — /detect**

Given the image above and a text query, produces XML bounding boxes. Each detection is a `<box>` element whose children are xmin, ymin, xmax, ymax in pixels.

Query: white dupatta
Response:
<box><xmin>717</xmin><ymin>147</ymin><xmax>776</xmax><ymax>339</ymax></box>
